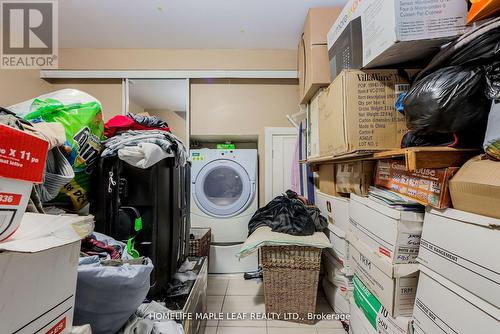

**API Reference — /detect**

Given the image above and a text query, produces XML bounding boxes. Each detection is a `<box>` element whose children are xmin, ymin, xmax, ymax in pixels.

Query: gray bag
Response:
<box><xmin>74</xmin><ymin>233</ymin><xmax>154</xmax><ymax>334</ymax></box>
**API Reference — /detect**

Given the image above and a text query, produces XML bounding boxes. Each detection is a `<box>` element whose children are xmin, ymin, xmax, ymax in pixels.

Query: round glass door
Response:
<box><xmin>194</xmin><ymin>159</ymin><xmax>253</xmax><ymax>217</ymax></box>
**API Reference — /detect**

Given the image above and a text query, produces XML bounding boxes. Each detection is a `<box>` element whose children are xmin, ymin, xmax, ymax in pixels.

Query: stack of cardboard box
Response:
<box><xmin>316</xmin><ymin>190</ymin><xmax>353</xmax><ymax>320</ymax></box>
<box><xmin>411</xmin><ymin>208</ymin><xmax>500</xmax><ymax>333</ymax></box>
<box><xmin>295</xmin><ymin>2</ymin><xmax>500</xmax><ymax>333</ymax></box>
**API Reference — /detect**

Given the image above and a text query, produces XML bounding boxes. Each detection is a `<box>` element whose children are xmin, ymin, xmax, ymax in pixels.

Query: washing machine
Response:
<box><xmin>190</xmin><ymin>149</ymin><xmax>259</xmax><ymax>274</ymax></box>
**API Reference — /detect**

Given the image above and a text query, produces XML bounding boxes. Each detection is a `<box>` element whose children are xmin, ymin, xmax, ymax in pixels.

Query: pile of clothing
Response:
<box><xmin>75</xmin><ymin>233</ymin><xmax>154</xmax><ymax>334</ymax></box>
<box><xmin>248</xmin><ymin>190</ymin><xmax>327</xmax><ymax>236</ymax></box>
<box><xmin>103</xmin><ymin>113</ymin><xmax>188</xmax><ymax>168</ymax></box>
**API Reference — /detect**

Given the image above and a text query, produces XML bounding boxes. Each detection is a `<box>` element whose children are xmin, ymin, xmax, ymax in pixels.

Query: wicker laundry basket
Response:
<box><xmin>189</xmin><ymin>228</ymin><xmax>211</xmax><ymax>258</ymax></box>
<box><xmin>261</xmin><ymin>245</ymin><xmax>322</xmax><ymax>324</ymax></box>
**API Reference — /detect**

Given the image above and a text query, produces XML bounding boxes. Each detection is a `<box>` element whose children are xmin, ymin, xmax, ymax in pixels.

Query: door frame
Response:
<box><xmin>264</xmin><ymin>127</ymin><xmax>298</xmax><ymax>203</ymax></box>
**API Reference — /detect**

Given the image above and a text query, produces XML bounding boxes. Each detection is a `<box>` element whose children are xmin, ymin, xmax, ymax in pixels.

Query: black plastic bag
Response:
<box><xmin>403</xmin><ymin>66</ymin><xmax>491</xmax><ymax>134</ymax></box>
<box><xmin>416</xmin><ymin>17</ymin><xmax>500</xmax><ymax>81</ymax></box>
<box><xmin>247</xmin><ymin>190</ymin><xmax>327</xmax><ymax>236</ymax></box>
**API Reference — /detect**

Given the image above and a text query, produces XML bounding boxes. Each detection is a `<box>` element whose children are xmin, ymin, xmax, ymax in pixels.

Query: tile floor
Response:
<box><xmin>204</xmin><ymin>274</ymin><xmax>347</xmax><ymax>334</ymax></box>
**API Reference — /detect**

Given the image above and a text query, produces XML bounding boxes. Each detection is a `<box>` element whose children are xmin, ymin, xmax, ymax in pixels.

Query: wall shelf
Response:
<box><xmin>40</xmin><ymin>70</ymin><xmax>298</xmax><ymax>80</ymax></box>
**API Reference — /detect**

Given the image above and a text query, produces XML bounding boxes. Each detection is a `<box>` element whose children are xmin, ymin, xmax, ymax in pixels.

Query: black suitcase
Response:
<box><xmin>91</xmin><ymin>155</ymin><xmax>191</xmax><ymax>298</ymax></box>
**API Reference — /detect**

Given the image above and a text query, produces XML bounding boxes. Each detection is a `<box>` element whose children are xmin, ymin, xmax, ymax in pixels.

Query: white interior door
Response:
<box><xmin>265</xmin><ymin>127</ymin><xmax>298</xmax><ymax>203</ymax></box>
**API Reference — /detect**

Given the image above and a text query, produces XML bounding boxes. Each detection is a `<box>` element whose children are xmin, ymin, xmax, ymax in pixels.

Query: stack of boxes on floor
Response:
<box><xmin>299</xmin><ymin>1</ymin><xmax>500</xmax><ymax>333</ymax></box>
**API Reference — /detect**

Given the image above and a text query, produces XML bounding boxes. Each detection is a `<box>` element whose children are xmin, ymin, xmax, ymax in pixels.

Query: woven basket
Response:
<box><xmin>189</xmin><ymin>228</ymin><xmax>211</xmax><ymax>258</ymax></box>
<box><xmin>261</xmin><ymin>245</ymin><xmax>322</xmax><ymax>324</ymax></box>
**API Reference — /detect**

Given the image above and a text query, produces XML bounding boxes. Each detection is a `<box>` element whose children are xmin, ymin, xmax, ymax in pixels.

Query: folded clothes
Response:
<box><xmin>105</xmin><ymin>114</ymin><xmax>170</xmax><ymax>138</ymax></box>
<box><xmin>102</xmin><ymin>130</ymin><xmax>188</xmax><ymax>166</ymax></box>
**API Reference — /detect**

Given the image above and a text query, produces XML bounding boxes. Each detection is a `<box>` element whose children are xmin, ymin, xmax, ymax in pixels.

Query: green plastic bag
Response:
<box><xmin>24</xmin><ymin>97</ymin><xmax>105</xmax><ymax>211</ymax></box>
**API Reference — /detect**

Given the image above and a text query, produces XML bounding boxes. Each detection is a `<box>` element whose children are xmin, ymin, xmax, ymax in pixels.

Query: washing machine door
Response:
<box><xmin>194</xmin><ymin>159</ymin><xmax>254</xmax><ymax>218</ymax></box>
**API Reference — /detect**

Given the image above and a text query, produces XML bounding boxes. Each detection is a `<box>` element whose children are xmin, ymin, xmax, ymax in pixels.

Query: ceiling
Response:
<box><xmin>129</xmin><ymin>79</ymin><xmax>187</xmax><ymax>111</ymax></box>
<box><xmin>59</xmin><ymin>0</ymin><xmax>348</xmax><ymax>49</ymax></box>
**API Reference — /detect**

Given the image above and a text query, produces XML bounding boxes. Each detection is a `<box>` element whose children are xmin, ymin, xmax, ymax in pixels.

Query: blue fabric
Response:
<box><xmin>74</xmin><ymin>233</ymin><xmax>154</xmax><ymax>334</ymax></box>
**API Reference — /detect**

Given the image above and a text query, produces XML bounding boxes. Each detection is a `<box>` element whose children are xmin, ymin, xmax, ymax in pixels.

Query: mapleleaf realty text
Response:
<box><xmin>149</xmin><ymin>312</ymin><xmax>351</xmax><ymax>322</ymax></box>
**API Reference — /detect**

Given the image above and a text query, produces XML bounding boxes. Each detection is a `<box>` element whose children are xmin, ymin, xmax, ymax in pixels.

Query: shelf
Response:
<box><xmin>40</xmin><ymin>70</ymin><xmax>298</xmax><ymax>80</ymax></box>
<box><xmin>373</xmin><ymin>147</ymin><xmax>479</xmax><ymax>171</ymax></box>
<box><xmin>307</xmin><ymin>147</ymin><xmax>479</xmax><ymax>172</ymax></box>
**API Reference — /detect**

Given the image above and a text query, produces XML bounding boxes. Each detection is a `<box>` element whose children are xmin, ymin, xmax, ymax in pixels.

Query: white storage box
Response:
<box><xmin>352</xmin><ymin>275</ymin><xmax>412</xmax><ymax>334</ymax></box>
<box><xmin>324</xmin><ymin>247</ymin><xmax>353</xmax><ymax>285</ymax></box>
<box><xmin>315</xmin><ymin>190</ymin><xmax>350</xmax><ymax>232</ymax></box>
<box><xmin>322</xmin><ymin>277</ymin><xmax>351</xmax><ymax>315</ymax></box>
<box><xmin>418</xmin><ymin>208</ymin><xmax>500</xmax><ymax>309</ymax></box>
<box><xmin>349</xmin><ymin>194</ymin><xmax>423</xmax><ymax>264</ymax></box>
<box><xmin>348</xmin><ymin>232</ymin><xmax>419</xmax><ymax>318</ymax></box>
<box><xmin>0</xmin><ymin>213</ymin><xmax>93</xmax><ymax>334</ymax></box>
<box><xmin>328</xmin><ymin>223</ymin><xmax>350</xmax><ymax>269</ymax></box>
<box><xmin>327</xmin><ymin>0</ymin><xmax>467</xmax><ymax>72</ymax></box>
<box><xmin>412</xmin><ymin>267</ymin><xmax>500</xmax><ymax>334</ymax></box>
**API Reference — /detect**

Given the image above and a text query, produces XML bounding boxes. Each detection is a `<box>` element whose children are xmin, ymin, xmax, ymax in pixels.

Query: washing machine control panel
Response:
<box><xmin>192</xmin><ymin>150</ymin><xmax>238</xmax><ymax>161</ymax></box>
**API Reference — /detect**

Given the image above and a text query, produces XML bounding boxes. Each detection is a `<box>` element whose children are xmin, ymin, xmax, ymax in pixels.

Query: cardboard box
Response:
<box><xmin>0</xmin><ymin>124</ymin><xmax>48</xmax><ymax>241</ymax></box>
<box><xmin>468</xmin><ymin>0</ymin><xmax>500</xmax><ymax>23</ymax></box>
<box><xmin>412</xmin><ymin>267</ymin><xmax>500</xmax><ymax>334</ymax></box>
<box><xmin>327</xmin><ymin>0</ymin><xmax>467</xmax><ymax>69</ymax></box>
<box><xmin>318</xmin><ymin>164</ymin><xmax>336</xmax><ymax>196</ymax></box>
<box><xmin>449</xmin><ymin>155</ymin><xmax>500</xmax><ymax>219</ymax></box>
<box><xmin>335</xmin><ymin>161</ymin><xmax>374</xmax><ymax>196</ymax></box>
<box><xmin>349</xmin><ymin>194</ymin><xmax>424</xmax><ymax>264</ymax></box>
<box><xmin>307</xmin><ymin>89</ymin><xmax>324</xmax><ymax>158</ymax></box>
<box><xmin>328</xmin><ymin>17</ymin><xmax>363</xmax><ymax>81</ymax></box>
<box><xmin>375</xmin><ymin>159</ymin><xmax>459</xmax><ymax>209</ymax></box>
<box><xmin>352</xmin><ymin>275</ymin><xmax>412</xmax><ymax>334</ymax></box>
<box><xmin>322</xmin><ymin>277</ymin><xmax>351</xmax><ymax>316</ymax></box>
<box><xmin>348</xmin><ymin>232</ymin><xmax>419</xmax><ymax>318</ymax></box>
<box><xmin>327</xmin><ymin>223</ymin><xmax>350</xmax><ymax>269</ymax></box>
<box><xmin>315</xmin><ymin>190</ymin><xmax>350</xmax><ymax>232</ymax></box>
<box><xmin>418</xmin><ymin>208</ymin><xmax>500</xmax><ymax>310</ymax></box>
<box><xmin>0</xmin><ymin>213</ymin><xmax>93</xmax><ymax>334</ymax></box>
<box><xmin>299</xmin><ymin>7</ymin><xmax>342</xmax><ymax>104</ymax></box>
<box><xmin>318</xmin><ymin>70</ymin><xmax>409</xmax><ymax>156</ymax></box>
<box><xmin>324</xmin><ymin>242</ymin><xmax>353</xmax><ymax>277</ymax></box>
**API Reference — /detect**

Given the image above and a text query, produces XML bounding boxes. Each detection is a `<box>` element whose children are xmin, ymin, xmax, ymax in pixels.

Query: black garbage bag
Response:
<box><xmin>416</xmin><ymin>17</ymin><xmax>500</xmax><ymax>81</ymax></box>
<box><xmin>403</xmin><ymin>65</ymin><xmax>492</xmax><ymax>135</ymax></box>
<box><xmin>248</xmin><ymin>190</ymin><xmax>327</xmax><ymax>236</ymax></box>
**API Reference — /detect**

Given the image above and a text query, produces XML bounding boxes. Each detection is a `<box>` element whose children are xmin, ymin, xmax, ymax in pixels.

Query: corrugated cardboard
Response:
<box><xmin>449</xmin><ymin>155</ymin><xmax>500</xmax><ymax>219</ymax></box>
<box><xmin>307</xmin><ymin>89</ymin><xmax>324</xmax><ymax>158</ymax></box>
<box><xmin>299</xmin><ymin>7</ymin><xmax>342</xmax><ymax>104</ymax></box>
<box><xmin>318</xmin><ymin>70</ymin><xmax>409</xmax><ymax>156</ymax></box>
<box><xmin>375</xmin><ymin>159</ymin><xmax>458</xmax><ymax>209</ymax></box>
<box><xmin>418</xmin><ymin>208</ymin><xmax>500</xmax><ymax>310</ymax></box>
<box><xmin>318</xmin><ymin>164</ymin><xmax>337</xmax><ymax>196</ymax></box>
<box><xmin>349</xmin><ymin>194</ymin><xmax>424</xmax><ymax>264</ymax></box>
<box><xmin>327</xmin><ymin>0</ymin><xmax>467</xmax><ymax>69</ymax></box>
<box><xmin>0</xmin><ymin>213</ymin><xmax>93</xmax><ymax>334</ymax></box>
<box><xmin>348</xmin><ymin>232</ymin><xmax>419</xmax><ymax>318</ymax></box>
<box><xmin>335</xmin><ymin>161</ymin><xmax>374</xmax><ymax>196</ymax></box>
<box><xmin>412</xmin><ymin>267</ymin><xmax>500</xmax><ymax>334</ymax></box>
<box><xmin>0</xmin><ymin>124</ymin><xmax>48</xmax><ymax>241</ymax></box>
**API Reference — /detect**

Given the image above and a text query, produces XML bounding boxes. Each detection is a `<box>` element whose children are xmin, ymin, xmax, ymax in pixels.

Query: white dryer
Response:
<box><xmin>190</xmin><ymin>149</ymin><xmax>258</xmax><ymax>273</ymax></box>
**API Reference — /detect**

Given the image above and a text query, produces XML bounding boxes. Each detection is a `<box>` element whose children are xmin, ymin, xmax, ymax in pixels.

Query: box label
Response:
<box><xmin>45</xmin><ymin>317</ymin><xmax>66</xmax><ymax>334</ymax></box>
<box><xmin>0</xmin><ymin>124</ymin><xmax>48</xmax><ymax>183</ymax></box>
<box><xmin>375</xmin><ymin>160</ymin><xmax>458</xmax><ymax>208</ymax></box>
<box><xmin>0</xmin><ymin>193</ymin><xmax>22</xmax><ymax>206</ymax></box>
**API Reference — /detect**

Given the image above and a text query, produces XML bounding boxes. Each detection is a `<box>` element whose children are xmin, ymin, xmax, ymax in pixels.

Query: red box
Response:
<box><xmin>0</xmin><ymin>124</ymin><xmax>48</xmax><ymax>241</ymax></box>
<box><xmin>374</xmin><ymin>159</ymin><xmax>459</xmax><ymax>209</ymax></box>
